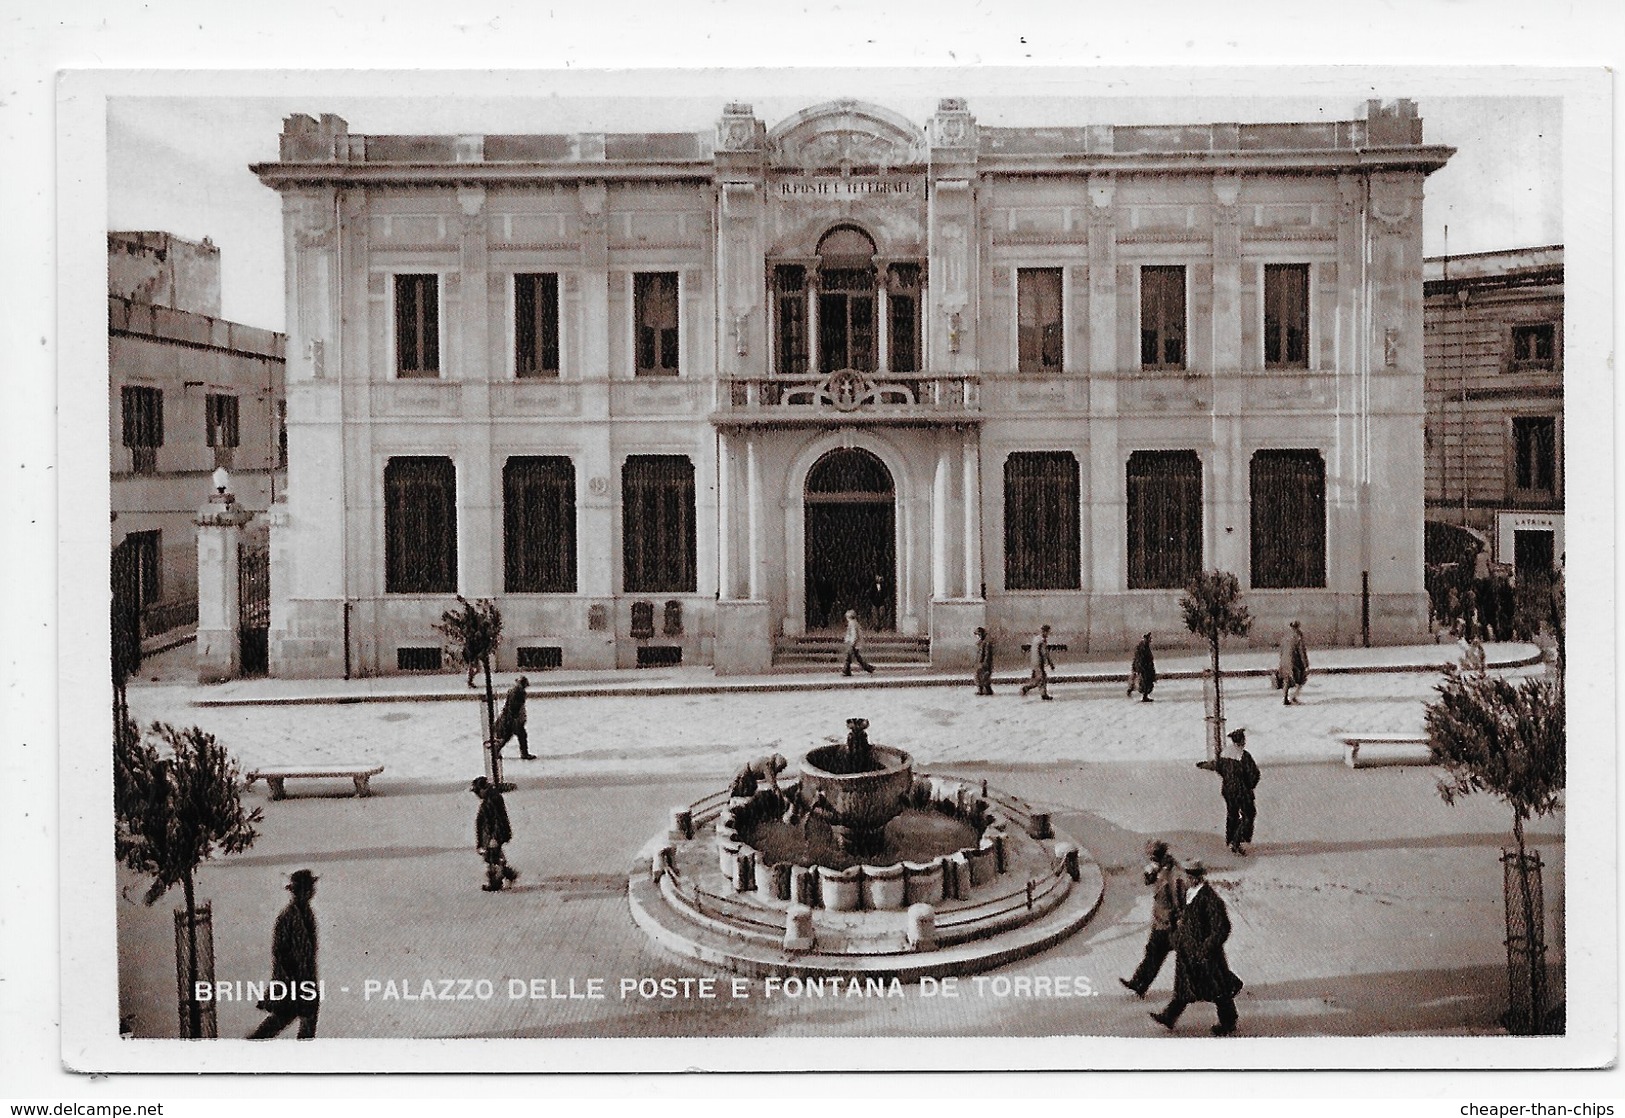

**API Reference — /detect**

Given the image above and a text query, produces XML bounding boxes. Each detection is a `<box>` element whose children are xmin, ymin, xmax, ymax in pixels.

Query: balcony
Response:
<box><xmin>710</xmin><ymin>370</ymin><xmax>980</xmax><ymax>428</ymax></box>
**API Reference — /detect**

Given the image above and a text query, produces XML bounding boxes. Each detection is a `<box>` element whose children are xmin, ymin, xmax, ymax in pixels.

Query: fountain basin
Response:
<box><xmin>798</xmin><ymin>744</ymin><xmax>914</xmax><ymax>853</ymax></box>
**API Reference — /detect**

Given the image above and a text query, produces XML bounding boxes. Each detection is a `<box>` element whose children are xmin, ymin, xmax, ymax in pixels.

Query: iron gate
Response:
<box><xmin>238</xmin><ymin>542</ymin><xmax>270</xmax><ymax>676</ymax></box>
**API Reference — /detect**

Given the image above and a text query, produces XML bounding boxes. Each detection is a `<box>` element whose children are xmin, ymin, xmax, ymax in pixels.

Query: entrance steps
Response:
<box><xmin>772</xmin><ymin>633</ymin><xmax>931</xmax><ymax>670</ymax></box>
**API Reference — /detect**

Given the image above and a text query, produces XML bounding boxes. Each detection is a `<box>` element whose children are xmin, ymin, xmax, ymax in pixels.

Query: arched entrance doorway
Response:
<box><xmin>804</xmin><ymin>448</ymin><xmax>895</xmax><ymax>632</ymax></box>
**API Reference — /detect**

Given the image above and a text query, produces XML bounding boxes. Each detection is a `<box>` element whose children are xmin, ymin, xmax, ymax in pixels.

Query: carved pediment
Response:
<box><xmin>768</xmin><ymin>100</ymin><xmax>926</xmax><ymax>171</ymax></box>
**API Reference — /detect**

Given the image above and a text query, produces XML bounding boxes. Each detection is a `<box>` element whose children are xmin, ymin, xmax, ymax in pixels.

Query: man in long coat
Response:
<box><xmin>492</xmin><ymin>676</ymin><xmax>535</xmax><ymax>760</ymax></box>
<box><xmin>248</xmin><ymin>869</ymin><xmax>320</xmax><ymax>1039</ymax></box>
<box><xmin>1018</xmin><ymin>624</ymin><xmax>1054</xmax><ymax>700</ymax></box>
<box><xmin>473</xmin><ymin>776</ymin><xmax>520</xmax><ymax>892</ymax></box>
<box><xmin>840</xmin><ymin>609</ymin><xmax>876</xmax><ymax>676</ymax></box>
<box><xmin>1214</xmin><ymin>727</ymin><xmax>1261</xmax><ymax>856</ymax></box>
<box><xmin>1151</xmin><ymin>861</ymin><xmax>1241</xmax><ymax>1035</ymax></box>
<box><xmin>973</xmin><ymin>627</ymin><xmax>995</xmax><ymax>696</ymax></box>
<box><xmin>1129</xmin><ymin>632</ymin><xmax>1157</xmax><ymax>702</ymax></box>
<box><xmin>1278</xmin><ymin>620</ymin><xmax>1310</xmax><ymax>705</ymax></box>
<box><xmin>1120</xmin><ymin>840</ymin><xmax>1185</xmax><ymax>998</ymax></box>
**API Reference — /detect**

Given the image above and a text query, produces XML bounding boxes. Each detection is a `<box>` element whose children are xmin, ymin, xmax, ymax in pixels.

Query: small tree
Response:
<box><xmin>434</xmin><ymin>596</ymin><xmax>505</xmax><ymax>784</ymax></box>
<box><xmin>114</xmin><ymin>721</ymin><xmax>261</xmax><ymax>1038</ymax></box>
<box><xmin>1425</xmin><ymin>663</ymin><xmax>1565</xmax><ymax>1032</ymax></box>
<box><xmin>1180</xmin><ymin>570</ymin><xmax>1254</xmax><ymax>762</ymax></box>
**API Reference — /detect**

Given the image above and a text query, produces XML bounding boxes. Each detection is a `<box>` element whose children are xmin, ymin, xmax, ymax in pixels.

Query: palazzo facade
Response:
<box><xmin>254</xmin><ymin>98</ymin><xmax>1450</xmax><ymax>677</ymax></box>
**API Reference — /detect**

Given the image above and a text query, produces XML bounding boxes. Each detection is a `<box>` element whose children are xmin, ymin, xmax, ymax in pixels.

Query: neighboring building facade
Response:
<box><xmin>110</xmin><ymin>231</ymin><xmax>287</xmax><ymax>646</ymax></box>
<box><xmin>253</xmin><ymin>98</ymin><xmax>1449</xmax><ymax>677</ymax></box>
<box><xmin>1422</xmin><ymin>245</ymin><xmax>1564</xmax><ymax>575</ymax></box>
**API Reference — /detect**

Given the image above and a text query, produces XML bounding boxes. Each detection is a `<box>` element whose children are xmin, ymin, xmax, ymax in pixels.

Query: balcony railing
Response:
<box><xmin>713</xmin><ymin>370</ymin><xmax>980</xmax><ymax>425</ymax></box>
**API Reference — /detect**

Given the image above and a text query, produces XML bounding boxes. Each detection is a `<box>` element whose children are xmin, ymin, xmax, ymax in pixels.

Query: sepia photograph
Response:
<box><xmin>41</xmin><ymin>57</ymin><xmax>1612</xmax><ymax>1084</ymax></box>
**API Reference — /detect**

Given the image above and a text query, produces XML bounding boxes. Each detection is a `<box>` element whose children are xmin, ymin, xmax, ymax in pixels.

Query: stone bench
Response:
<box><xmin>247</xmin><ymin>765</ymin><xmax>384</xmax><ymax>800</ymax></box>
<box><xmin>1339</xmin><ymin>734</ymin><xmax>1432</xmax><ymax>770</ymax></box>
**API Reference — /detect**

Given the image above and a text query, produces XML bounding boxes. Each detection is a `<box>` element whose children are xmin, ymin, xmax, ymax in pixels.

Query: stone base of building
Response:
<box><xmin>714</xmin><ymin>600</ymin><xmax>773</xmax><ymax>676</ymax></box>
<box><xmin>928</xmin><ymin>599</ymin><xmax>988</xmax><ymax>670</ymax></box>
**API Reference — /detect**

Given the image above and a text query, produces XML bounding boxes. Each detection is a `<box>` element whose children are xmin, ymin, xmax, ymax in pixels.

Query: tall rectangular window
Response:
<box><xmin>1127</xmin><ymin>450</ymin><xmax>1203</xmax><ymax>589</ymax></box>
<box><xmin>1017</xmin><ymin>268</ymin><xmax>1064</xmax><ymax>372</ymax></box>
<box><xmin>384</xmin><ymin>456</ymin><xmax>457</xmax><ymax>593</ymax></box>
<box><xmin>1004</xmin><ymin>451</ymin><xmax>1080</xmax><ymax>590</ymax></box>
<box><xmin>1250</xmin><ymin>450</ymin><xmax>1326</xmax><ymax>588</ymax></box>
<box><xmin>887</xmin><ymin>264</ymin><xmax>922</xmax><ymax>373</ymax></box>
<box><xmin>394</xmin><ymin>274</ymin><xmax>440</xmax><ymax>377</ymax></box>
<box><xmin>205</xmin><ymin>394</ymin><xmax>240</xmax><ymax>448</ymax></box>
<box><xmin>121</xmin><ymin>385</ymin><xmax>163</xmax><ymax>475</ymax></box>
<box><xmin>276</xmin><ymin>400</ymin><xmax>288</xmax><ymax>469</ymax></box>
<box><xmin>504</xmin><ymin>456</ymin><xmax>576</xmax><ymax>593</ymax></box>
<box><xmin>514</xmin><ymin>273</ymin><xmax>561</xmax><ymax>378</ymax></box>
<box><xmin>1513</xmin><ymin>416</ymin><xmax>1558</xmax><ymax>495</ymax></box>
<box><xmin>1263</xmin><ymin>264</ymin><xmax>1310</xmax><ymax>368</ymax></box>
<box><xmin>1139</xmin><ymin>266</ymin><xmax>1186</xmax><ymax>370</ymax></box>
<box><xmin>774</xmin><ymin>265</ymin><xmax>809</xmax><ymax>376</ymax></box>
<box><xmin>634</xmin><ymin>272</ymin><xmax>680</xmax><ymax>375</ymax></box>
<box><xmin>622</xmin><ymin>455</ymin><xmax>696</xmax><ymax>593</ymax></box>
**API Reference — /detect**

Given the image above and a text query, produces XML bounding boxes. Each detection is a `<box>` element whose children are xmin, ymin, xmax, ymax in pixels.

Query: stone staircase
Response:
<box><xmin>772</xmin><ymin>633</ymin><xmax>932</xmax><ymax>670</ymax></box>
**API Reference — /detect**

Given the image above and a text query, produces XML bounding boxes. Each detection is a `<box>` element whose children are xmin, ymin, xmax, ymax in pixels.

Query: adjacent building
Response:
<box><xmin>252</xmin><ymin>98</ymin><xmax>1450</xmax><ymax>677</ymax></box>
<box><xmin>109</xmin><ymin>231</ymin><xmax>286</xmax><ymax>652</ymax></box>
<box><xmin>1422</xmin><ymin>245</ymin><xmax>1564</xmax><ymax>575</ymax></box>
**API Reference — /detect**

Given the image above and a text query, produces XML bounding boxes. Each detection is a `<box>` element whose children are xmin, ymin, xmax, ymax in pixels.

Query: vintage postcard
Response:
<box><xmin>56</xmin><ymin>64</ymin><xmax>1612</xmax><ymax>1076</ymax></box>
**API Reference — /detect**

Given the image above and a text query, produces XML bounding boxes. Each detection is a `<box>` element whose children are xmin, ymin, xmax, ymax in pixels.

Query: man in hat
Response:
<box><xmin>492</xmin><ymin>675</ymin><xmax>535</xmax><ymax>760</ymax></box>
<box><xmin>840</xmin><ymin>609</ymin><xmax>876</xmax><ymax>677</ymax></box>
<box><xmin>1213</xmin><ymin>728</ymin><xmax>1261</xmax><ymax>856</ymax></box>
<box><xmin>1151</xmin><ymin>860</ymin><xmax>1242</xmax><ymax>1036</ymax></box>
<box><xmin>1278</xmin><ymin>620</ymin><xmax>1310</xmax><ymax>705</ymax></box>
<box><xmin>973</xmin><ymin>627</ymin><xmax>995</xmax><ymax>696</ymax></box>
<box><xmin>1120</xmin><ymin>840</ymin><xmax>1186</xmax><ymax>998</ymax></box>
<box><xmin>1018</xmin><ymin>624</ymin><xmax>1055</xmax><ymax>700</ymax></box>
<box><xmin>1129</xmin><ymin>632</ymin><xmax>1157</xmax><ymax>702</ymax></box>
<box><xmin>248</xmin><ymin>869</ymin><xmax>321</xmax><ymax>1039</ymax></box>
<box><xmin>472</xmin><ymin>776</ymin><xmax>520</xmax><ymax>892</ymax></box>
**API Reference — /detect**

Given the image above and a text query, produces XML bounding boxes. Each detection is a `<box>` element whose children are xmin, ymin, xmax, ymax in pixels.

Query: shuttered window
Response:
<box><xmin>384</xmin><ymin>456</ymin><xmax>457</xmax><ymax>593</ymax></box>
<box><xmin>1512</xmin><ymin>417</ymin><xmax>1557</xmax><ymax>494</ymax></box>
<box><xmin>504</xmin><ymin>456</ymin><xmax>576</xmax><ymax>593</ymax></box>
<box><xmin>887</xmin><ymin>264</ymin><xmax>922</xmax><ymax>373</ymax></box>
<box><xmin>1004</xmin><ymin>451</ymin><xmax>1080</xmax><ymax>590</ymax></box>
<box><xmin>205</xmin><ymin>394</ymin><xmax>239</xmax><ymax>448</ymax></box>
<box><xmin>1017</xmin><ymin>268</ymin><xmax>1064</xmax><ymax>372</ymax></box>
<box><xmin>1250</xmin><ymin>450</ymin><xmax>1326</xmax><ymax>588</ymax></box>
<box><xmin>622</xmin><ymin>455</ymin><xmax>696</xmax><ymax>593</ymax></box>
<box><xmin>634</xmin><ymin>272</ymin><xmax>680</xmax><ymax>375</ymax></box>
<box><xmin>1139</xmin><ymin>266</ymin><xmax>1186</xmax><ymax>370</ymax></box>
<box><xmin>1127</xmin><ymin>450</ymin><xmax>1203</xmax><ymax>589</ymax></box>
<box><xmin>121</xmin><ymin>385</ymin><xmax>163</xmax><ymax>475</ymax></box>
<box><xmin>394</xmin><ymin>274</ymin><xmax>440</xmax><ymax>377</ymax></box>
<box><xmin>515</xmin><ymin>273</ymin><xmax>561</xmax><ymax>377</ymax></box>
<box><xmin>1264</xmin><ymin>264</ymin><xmax>1310</xmax><ymax>368</ymax></box>
<box><xmin>774</xmin><ymin>265</ymin><xmax>809</xmax><ymax>376</ymax></box>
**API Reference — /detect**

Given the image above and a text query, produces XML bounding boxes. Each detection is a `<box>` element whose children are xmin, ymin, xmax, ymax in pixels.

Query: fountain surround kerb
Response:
<box><xmin>797</xmin><ymin>737</ymin><xmax>914</xmax><ymax>857</ymax></box>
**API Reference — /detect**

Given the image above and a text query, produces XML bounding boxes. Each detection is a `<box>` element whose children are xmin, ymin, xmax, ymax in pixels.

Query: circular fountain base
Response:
<box><xmin>628</xmin><ymin>773</ymin><xmax>1105</xmax><ymax>980</ymax></box>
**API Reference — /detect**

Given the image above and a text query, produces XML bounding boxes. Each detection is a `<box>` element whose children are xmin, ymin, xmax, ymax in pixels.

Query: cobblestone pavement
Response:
<box><xmin>114</xmin><ymin>652</ymin><xmax>1565</xmax><ymax>1051</ymax></box>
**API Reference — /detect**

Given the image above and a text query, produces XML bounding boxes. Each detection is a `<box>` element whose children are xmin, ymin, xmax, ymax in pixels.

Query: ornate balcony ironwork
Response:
<box><xmin>711</xmin><ymin>369</ymin><xmax>980</xmax><ymax>427</ymax></box>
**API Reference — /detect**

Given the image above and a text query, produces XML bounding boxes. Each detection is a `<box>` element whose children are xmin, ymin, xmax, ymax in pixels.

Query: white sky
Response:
<box><xmin>106</xmin><ymin>76</ymin><xmax>1564</xmax><ymax>332</ymax></box>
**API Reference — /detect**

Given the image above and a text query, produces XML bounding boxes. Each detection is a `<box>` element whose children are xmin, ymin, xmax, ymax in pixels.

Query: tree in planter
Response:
<box><xmin>1425</xmin><ymin>663</ymin><xmax>1565</xmax><ymax>1033</ymax></box>
<box><xmin>1179</xmin><ymin>570</ymin><xmax>1254</xmax><ymax>764</ymax></box>
<box><xmin>114</xmin><ymin>721</ymin><xmax>261</xmax><ymax>1038</ymax></box>
<box><xmin>434</xmin><ymin>596</ymin><xmax>505</xmax><ymax>785</ymax></box>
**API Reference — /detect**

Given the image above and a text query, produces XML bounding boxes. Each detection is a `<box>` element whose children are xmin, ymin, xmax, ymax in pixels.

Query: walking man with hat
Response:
<box><xmin>492</xmin><ymin>676</ymin><xmax>536</xmax><ymax>761</ymax></box>
<box><xmin>1150</xmin><ymin>860</ymin><xmax>1242</xmax><ymax>1036</ymax></box>
<box><xmin>1018</xmin><ymin>624</ymin><xmax>1055</xmax><ymax>700</ymax></box>
<box><xmin>472</xmin><ymin>776</ymin><xmax>520</xmax><ymax>892</ymax></box>
<box><xmin>248</xmin><ymin>869</ymin><xmax>321</xmax><ymax>1039</ymax></box>
<box><xmin>1120</xmin><ymin>840</ymin><xmax>1186</xmax><ymax>998</ymax></box>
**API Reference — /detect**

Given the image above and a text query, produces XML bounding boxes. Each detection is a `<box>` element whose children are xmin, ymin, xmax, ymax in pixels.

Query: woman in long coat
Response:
<box><xmin>1129</xmin><ymin>632</ymin><xmax>1157</xmax><ymax>702</ymax></box>
<box><xmin>1278</xmin><ymin>620</ymin><xmax>1309</xmax><ymax>705</ymax></box>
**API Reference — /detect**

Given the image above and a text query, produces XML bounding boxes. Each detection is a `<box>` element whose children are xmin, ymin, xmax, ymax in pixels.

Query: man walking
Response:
<box><xmin>840</xmin><ymin>609</ymin><xmax>875</xmax><ymax>676</ymax></box>
<box><xmin>1120</xmin><ymin>840</ymin><xmax>1185</xmax><ymax>998</ymax></box>
<box><xmin>248</xmin><ymin>869</ymin><xmax>321</xmax><ymax>1039</ymax></box>
<box><xmin>1018</xmin><ymin>624</ymin><xmax>1054</xmax><ymax>700</ymax></box>
<box><xmin>1150</xmin><ymin>860</ymin><xmax>1242</xmax><ymax>1036</ymax></box>
<box><xmin>1129</xmin><ymin>632</ymin><xmax>1157</xmax><ymax>702</ymax></box>
<box><xmin>1278</xmin><ymin>620</ymin><xmax>1310</xmax><ymax>705</ymax></box>
<box><xmin>1213</xmin><ymin>728</ymin><xmax>1261</xmax><ymax>856</ymax></box>
<box><xmin>492</xmin><ymin>676</ymin><xmax>535</xmax><ymax>760</ymax></box>
<box><xmin>973</xmin><ymin>627</ymin><xmax>995</xmax><ymax>696</ymax></box>
<box><xmin>472</xmin><ymin>776</ymin><xmax>520</xmax><ymax>892</ymax></box>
